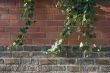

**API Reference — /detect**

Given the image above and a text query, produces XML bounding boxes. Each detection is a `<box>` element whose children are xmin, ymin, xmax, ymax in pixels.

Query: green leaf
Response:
<box><xmin>25</xmin><ymin>21</ymin><xmax>31</xmax><ymax>26</ymax></box>
<box><xmin>20</xmin><ymin>27</ymin><xmax>26</xmax><ymax>33</ymax></box>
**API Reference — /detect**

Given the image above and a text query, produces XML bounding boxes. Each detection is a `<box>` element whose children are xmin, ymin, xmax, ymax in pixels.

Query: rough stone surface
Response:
<box><xmin>0</xmin><ymin>45</ymin><xmax>110</xmax><ymax>73</ymax></box>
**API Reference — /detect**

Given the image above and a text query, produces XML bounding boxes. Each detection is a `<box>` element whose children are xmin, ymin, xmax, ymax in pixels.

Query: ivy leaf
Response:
<box><xmin>25</xmin><ymin>21</ymin><xmax>31</xmax><ymax>26</ymax></box>
<box><xmin>20</xmin><ymin>27</ymin><xmax>26</xmax><ymax>33</ymax></box>
<box><xmin>28</xmin><ymin>13</ymin><xmax>33</xmax><ymax>19</ymax></box>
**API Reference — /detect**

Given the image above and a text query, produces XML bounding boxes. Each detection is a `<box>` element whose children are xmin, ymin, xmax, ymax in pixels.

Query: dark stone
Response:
<box><xmin>23</xmin><ymin>46</ymin><xmax>33</xmax><ymax>51</ymax></box>
<box><xmin>30</xmin><ymin>58</ymin><xmax>39</xmax><ymax>65</ymax></box>
<box><xmin>57</xmin><ymin>58</ymin><xmax>76</xmax><ymax>65</ymax></box>
<box><xmin>101</xmin><ymin>65</ymin><xmax>110</xmax><ymax>72</ymax></box>
<box><xmin>4</xmin><ymin>59</ymin><xmax>20</xmax><ymax>65</ymax></box>
<box><xmin>78</xmin><ymin>58</ymin><xmax>95</xmax><ymax>65</ymax></box>
<box><xmin>95</xmin><ymin>59</ymin><xmax>110</xmax><ymax>65</ymax></box>
<box><xmin>39</xmin><ymin>58</ymin><xmax>57</xmax><ymax>65</ymax></box>
<box><xmin>32</xmin><ymin>51</ymin><xmax>48</xmax><ymax>58</ymax></box>
<box><xmin>67</xmin><ymin>65</ymin><xmax>79</xmax><ymax>72</ymax></box>
<box><xmin>12</xmin><ymin>52</ymin><xmax>30</xmax><ymax>58</ymax></box>
<box><xmin>48</xmin><ymin>66</ymin><xmax>66</xmax><ymax>71</ymax></box>
<box><xmin>0</xmin><ymin>65</ymin><xmax>6</xmax><ymax>71</ymax></box>
<box><xmin>0</xmin><ymin>59</ymin><xmax>4</xmax><ymax>64</ymax></box>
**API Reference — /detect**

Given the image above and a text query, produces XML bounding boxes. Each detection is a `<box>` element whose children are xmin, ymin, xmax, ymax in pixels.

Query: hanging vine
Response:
<box><xmin>11</xmin><ymin>0</ymin><xmax>35</xmax><ymax>47</ymax></box>
<box><xmin>10</xmin><ymin>0</ymin><xmax>107</xmax><ymax>56</ymax></box>
<box><xmin>48</xmin><ymin>0</ymin><xmax>97</xmax><ymax>57</ymax></box>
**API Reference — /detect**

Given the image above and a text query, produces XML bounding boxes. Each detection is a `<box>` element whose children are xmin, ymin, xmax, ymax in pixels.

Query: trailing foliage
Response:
<box><xmin>10</xmin><ymin>0</ymin><xmax>107</xmax><ymax>56</ymax></box>
<box><xmin>48</xmin><ymin>0</ymin><xmax>97</xmax><ymax>57</ymax></box>
<box><xmin>11</xmin><ymin>0</ymin><xmax>35</xmax><ymax>47</ymax></box>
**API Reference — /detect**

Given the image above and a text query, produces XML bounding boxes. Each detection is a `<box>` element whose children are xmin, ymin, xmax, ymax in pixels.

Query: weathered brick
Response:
<box><xmin>101</xmin><ymin>65</ymin><xmax>110</xmax><ymax>72</ymax></box>
<box><xmin>48</xmin><ymin>66</ymin><xmax>66</xmax><ymax>71</ymax></box>
<box><xmin>77</xmin><ymin>58</ymin><xmax>95</xmax><ymax>65</ymax></box>
<box><xmin>0</xmin><ymin>52</ymin><xmax>12</xmax><ymax>58</ymax></box>
<box><xmin>12</xmin><ymin>52</ymin><xmax>30</xmax><ymax>58</ymax></box>
<box><xmin>0</xmin><ymin>59</ymin><xmax>4</xmax><ymax>64</ymax></box>
<box><xmin>0</xmin><ymin>65</ymin><xmax>6</xmax><ymax>71</ymax></box>
<box><xmin>30</xmin><ymin>58</ymin><xmax>39</xmax><ymax>65</ymax></box>
<box><xmin>21</xmin><ymin>59</ymin><xmax>31</xmax><ymax>65</ymax></box>
<box><xmin>34</xmin><ymin>66</ymin><xmax>49</xmax><ymax>72</ymax></box>
<box><xmin>32</xmin><ymin>51</ymin><xmax>48</xmax><ymax>58</ymax></box>
<box><xmin>67</xmin><ymin>65</ymin><xmax>79</xmax><ymax>72</ymax></box>
<box><xmin>95</xmin><ymin>59</ymin><xmax>110</xmax><ymax>65</ymax></box>
<box><xmin>4</xmin><ymin>59</ymin><xmax>20</xmax><ymax>65</ymax></box>
<box><xmin>0</xmin><ymin>46</ymin><xmax>7</xmax><ymax>51</ymax></box>
<box><xmin>57</xmin><ymin>58</ymin><xmax>76</xmax><ymax>65</ymax></box>
<box><xmin>39</xmin><ymin>58</ymin><xmax>57</xmax><ymax>65</ymax></box>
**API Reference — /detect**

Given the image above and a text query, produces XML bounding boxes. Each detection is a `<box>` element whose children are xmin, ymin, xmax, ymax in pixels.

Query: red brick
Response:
<box><xmin>46</xmin><ymin>21</ymin><xmax>64</xmax><ymax>26</ymax></box>
<box><xmin>1</xmin><ymin>14</ymin><xmax>10</xmax><ymax>20</ymax></box>
<box><xmin>9</xmin><ymin>7</ymin><xmax>23</xmax><ymax>14</ymax></box>
<box><xmin>27</xmin><ymin>27</ymin><xmax>40</xmax><ymax>32</ymax></box>
<box><xmin>36</xmin><ymin>14</ymin><xmax>54</xmax><ymax>20</ymax></box>
<box><xmin>10</xmin><ymin>20</ymin><xmax>25</xmax><ymax>26</ymax></box>
<box><xmin>24</xmin><ymin>39</ymin><xmax>32</xmax><ymax>44</ymax></box>
<box><xmin>10</xmin><ymin>33</ymin><xmax>18</xmax><ymax>39</ymax></box>
<box><xmin>9</xmin><ymin>14</ymin><xmax>20</xmax><ymax>20</ymax></box>
<box><xmin>0</xmin><ymin>39</ymin><xmax>12</xmax><ymax>45</ymax></box>
<box><xmin>32</xmin><ymin>39</ymin><xmax>50</xmax><ymax>45</ymax></box>
<box><xmin>0</xmin><ymin>27</ymin><xmax>5</xmax><ymax>32</ymax></box>
<box><xmin>31</xmin><ymin>33</ymin><xmax>46</xmax><ymax>38</ymax></box>
<box><xmin>94</xmin><ymin>14</ymin><xmax>110</xmax><ymax>20</ymax></box>
<box><xmin>36</xmin><ymin>8</ymin><xmax>61</xmax><ymax>14</ymax></box>
<box><xmin>54</xmin><ymin>14</ymin><xmax>66</xmax><ymax>20</ymax></box>
<box><xmin>96</xmin><ymin>27</ymin><xmax>110</xmax><ymax>33</ymax></box>
<box><xmin>96</xmin><ymin>33</ymin><xmax>110</xmax><ymax>39</ymax></box>
<box><xmin>0</xmin><ymin>33</ymin><xmax>11</xmax><ymax>38</ymax></box>
<box><xmin>46</xmin><ymin>32</ymin><xmax>59</xmax><ymax>39</ymax></box>
<box><xmin>0</xmin><ymin>7</ymin><xmax>9</xmax><ymax>14</ymax></box>
<box><xmin>33</xmin><ymin>22</ymin><xmax>46</xmax><ymax>26</ymax></box>
<box><xmin>46</xmin><ymin>26</ymin><xmax>59</xmax><ymax>32</ymax></box>
<box><xmin>0</xmin><ymin>0</ymin><xmax>110</xmax><ymax>45</ymax></box>
<box><xmin>40</xmin><ymin>27</ymin><xmax>47</xmax><ymax>32</ymax></box>
<box><xmin>68</xmin><ymin>39</ymin><xmax>81</xmax><ymax>45</ymax></box>
<box><xmin>0</xmin><ymin>20</ymin><xmax>10</xmax><ymax>26</ymax></box>
<box><xmin>5</xmin><ymin>27</ymin><xmax>20</xmax><ymax>32</ymax></box>
<box><xmin>93</xmin><ymin>20</ymin><xmax>110</xmax><ymax>27</ymax></box>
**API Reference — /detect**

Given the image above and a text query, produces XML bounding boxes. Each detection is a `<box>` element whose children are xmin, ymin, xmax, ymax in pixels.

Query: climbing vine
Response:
<box><xmin>48</xmin><ymin>0</ymin><xmax>97</xmax><ymax>57</ymax></box>
<box><xmin>11</xmin><ymin>0</ymin><xmax>35</xmax><ymax>47</ymax></box>
<box><xmin>11</xmin><ymin>0</ymin><xmax>107</xmax><ymax>56</ymax></box>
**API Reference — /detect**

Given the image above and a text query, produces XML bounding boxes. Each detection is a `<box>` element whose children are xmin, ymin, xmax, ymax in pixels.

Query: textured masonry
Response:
<box><xmin>0</xmin><ymin>45</ymin><xmax>110</xmax><ymax>73</ymax></box>
<box><xmin>0</xmin><ymin>0</ymin><xmax>110</xmax><ymax>45</ymax></box>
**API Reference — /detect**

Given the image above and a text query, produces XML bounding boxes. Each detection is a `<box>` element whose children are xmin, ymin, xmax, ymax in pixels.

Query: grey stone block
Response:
<box><xmin>67</xmin><ymin>65</ymin><xmax>79</xmax><ymax>72</ymax></box>
<box><xmin>32</xmin><ymin>51</ymin><xmax>48</xmax><ymax>58</ymax></box>
<box><xmin>57</xmin><ymin>58</ymin><xmax>76</xmax><ymax>65</ymax></box>
<box><xmin>4</xmin><ymin>59</ymin><xmax>20</xmax><ymax>65</ymax></box>
<box><xmin>12</xmin><ymin>52</ymin><xmax>30</xmax><ymax>58</ymax></box>
<box><xmin>30</xmin><ymin>58</ymin><xmax>39</xmax><ymax>65</ymax></box>
<box><xmin>39</xmin><ymin>59</ymin><xmax>57</xmax><ymax>65</ymax></box>
<box><xmin>48</xmin><ymin>66</ymin><xmax>66</xmax><ymax>71</ymax></box>
<box><xmin>0</xmin><ymin>65</ymin><xmax>6</xmax><ymax>71</ymax></box>
<box><xmin>0</xmin><ymin>59</ymin><xmax>4</xmax><ymax>64</ymax></box>
<box><xmin>0</xmin><ymin>52</ymin><xmax>12</xmax><ymax>58</ymax></box>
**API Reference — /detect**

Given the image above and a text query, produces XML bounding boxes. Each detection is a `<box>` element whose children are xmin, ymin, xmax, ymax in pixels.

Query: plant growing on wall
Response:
<box><xmin>48</xmin><ymin>0</ymin><xmax>97</xmax><ymax>57</ymax></box>
<box><xmin>11</xmin><ymin>0</ymin><xmax>106</xmax><ymax>57</ymax></box>
<box><xmin>11</xmin><ymin>0</ymin><xmax>35</xmax><ymax>47</ymax></box>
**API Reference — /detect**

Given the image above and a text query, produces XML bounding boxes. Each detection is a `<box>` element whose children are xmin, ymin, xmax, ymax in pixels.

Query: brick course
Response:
<box><xmin>0</xmin><ymin>0</ymin><xmax>110</xmax><ymax>45</ymax></box>
<box><xmin>0</xmin><ymin>45</ymin><xmax>109</xmax><ymax>72</ymax></box>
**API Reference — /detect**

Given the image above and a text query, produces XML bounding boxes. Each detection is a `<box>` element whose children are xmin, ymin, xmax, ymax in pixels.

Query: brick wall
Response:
<box><xmin>0</xmin><ymin>45</ymin><xmax>110</xmax><ymax>73</ymax></box>
<box><xmin>0</xmin><ymin>0</ymin><xmax>110</xmax><ymax>45</ymax></box>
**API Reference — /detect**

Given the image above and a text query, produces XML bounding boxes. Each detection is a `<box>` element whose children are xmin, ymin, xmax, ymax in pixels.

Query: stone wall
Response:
<box><xmin>0</xmin><ymin>0</ymin><xmax>110</xmax><ymax>45</ymax></box>
<box><xmin>0</xmin><ymin>45</ymin><xmax>110</xmax><ymax>73</ymax></box>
